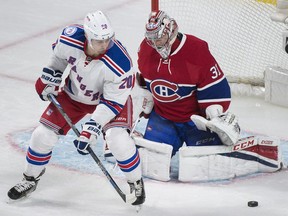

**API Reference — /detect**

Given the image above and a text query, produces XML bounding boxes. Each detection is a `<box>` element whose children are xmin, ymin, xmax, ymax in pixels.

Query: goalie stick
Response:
<box><xmin>47</xmin><ymin>94</ymin><xmax>136</xmax><ymax>204</ymax></box>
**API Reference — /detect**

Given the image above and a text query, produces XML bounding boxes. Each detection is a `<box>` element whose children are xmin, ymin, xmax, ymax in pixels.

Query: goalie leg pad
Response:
<box><xmin>254</xmin><ymin>137</ymin><xmax>282</xmax><ymax>172</ymax></box>
<box><xmin>179</xmin><ymin>145</ymin><xmax>235</xmax><ymax>182</ymax></box>
<box><xmin>133</xmin><ymin>136</ymin><xmax>173</xmax><ymax>182</ymax></box>
<box><xmin>178</xmin><ymin>136</ymin><xmax>282</xmax><ymax>182</ymax></box>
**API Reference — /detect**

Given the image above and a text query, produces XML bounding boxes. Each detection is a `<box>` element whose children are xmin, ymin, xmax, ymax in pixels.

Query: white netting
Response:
<box><xmin>159</xmin><ymin>0</ymin><xmax>288</xmax><ymax>87</ymax></box>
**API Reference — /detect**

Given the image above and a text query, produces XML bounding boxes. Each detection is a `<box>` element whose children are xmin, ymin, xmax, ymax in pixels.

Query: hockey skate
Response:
<box><xmin>7</xmin><ymin>168</ymin><xmax>45</xmax><ymax>200</ymax></box>
<box><xmin>128</xmin><ymin>178</ymin><xmax>146</xmax><ymax>206</ymax></box>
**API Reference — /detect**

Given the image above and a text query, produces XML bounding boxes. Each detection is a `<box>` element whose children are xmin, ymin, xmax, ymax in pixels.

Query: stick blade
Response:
<box><xmin>125</xmin><ymin>193</ymin><xmax>137</xmax><ymax>204</ymax></box>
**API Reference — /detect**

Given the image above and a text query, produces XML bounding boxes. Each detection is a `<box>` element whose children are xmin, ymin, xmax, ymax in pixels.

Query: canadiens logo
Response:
<box><xmin>149</xmin><ymin>79</ymin><xmax>196</xmax><ymax>102</ymax></box>
<box><xmin>150</xmin><ymin>79</ymin><xmax>180</xmax><ymax>102</ymax></box>
<box><xmin>149</xmin><ymin>79</ymin><xmax>197</xmax><ymax>102</ymax></box>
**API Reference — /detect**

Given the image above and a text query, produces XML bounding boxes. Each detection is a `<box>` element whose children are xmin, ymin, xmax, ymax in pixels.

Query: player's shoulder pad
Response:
<box><xmin>57</xmin><ymin>24</ymin><xmax>85</xmax><ymax>50</ymax></box>
<box><xmin>102</xmin><ymin>39</ymin><xmax>133</xmax><ymax>76</ymax></box>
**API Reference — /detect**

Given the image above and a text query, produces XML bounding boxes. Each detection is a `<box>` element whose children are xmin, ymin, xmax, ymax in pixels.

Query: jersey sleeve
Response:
<box><xmin>102</xmin><ymin>68</ymin><xmax>134</xmax><ymax>113</ymax></box>
<box><xmin>195</xmin><ymin>42</ymin><xmax>231</xmax><ymax>116</ymax></box>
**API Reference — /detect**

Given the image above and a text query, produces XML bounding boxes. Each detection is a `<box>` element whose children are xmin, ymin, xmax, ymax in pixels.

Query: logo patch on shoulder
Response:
<box><xmin>64</xmin><ymin>26</ymin><xmax>77</xmax><ymax>36</ymax></box>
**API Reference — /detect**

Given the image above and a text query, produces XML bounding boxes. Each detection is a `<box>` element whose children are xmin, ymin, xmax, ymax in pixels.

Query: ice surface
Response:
<box><xmin>1</xmin><ymin>1</ymin><xmax>288</xmax><ymax>215</ymax></box>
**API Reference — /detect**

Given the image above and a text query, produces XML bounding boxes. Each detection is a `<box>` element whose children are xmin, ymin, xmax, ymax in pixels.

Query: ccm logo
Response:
<box><xmin>233</xmin><ymin>139</ymin><xmax>256</xmax><ymax>151</ymax></box>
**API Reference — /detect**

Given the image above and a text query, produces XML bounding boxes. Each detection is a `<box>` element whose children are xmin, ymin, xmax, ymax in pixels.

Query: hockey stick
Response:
<box><xmin>47</xmin><ymin>94</ymin><xmax>136</xmax><ymax>204</ymax></box>
<box><xmin>130</xmin><ymin>116</ymin><xmax>140</xmax><ymax>136</ymax></box>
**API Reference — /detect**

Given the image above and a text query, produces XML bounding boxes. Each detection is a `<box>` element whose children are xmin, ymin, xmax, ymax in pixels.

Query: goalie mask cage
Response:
<box><xmin>151</xmin><ymin>0</ymin><xmax>288</xmax><ymax>89</ymax></box>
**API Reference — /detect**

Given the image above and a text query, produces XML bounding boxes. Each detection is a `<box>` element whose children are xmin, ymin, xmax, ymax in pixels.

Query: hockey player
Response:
<box><xmin>133</xmin><ymin>10</ymin><xmax>281</xmax><ymax>182</ymax></box>
<box><xmin>137</xmin><ymin>10</ymin><xmax>240</xmax><ymax>157</ymax></box>
<box><xmin>7</xmin><ymin>11</ymin><xmax>145</xmax><ymax>205</ymax></box>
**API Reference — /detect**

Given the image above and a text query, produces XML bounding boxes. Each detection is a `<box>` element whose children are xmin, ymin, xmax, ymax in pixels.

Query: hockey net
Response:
<box><xmin>152</xmin><ymin>0</ymin><xmax>288</xmax><ymax>96</ymax></box>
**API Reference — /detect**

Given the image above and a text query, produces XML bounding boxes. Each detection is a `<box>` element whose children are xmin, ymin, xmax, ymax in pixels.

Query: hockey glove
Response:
<box><xmin>191</xmin><ymin>112</ymin><xmax>240</xmax><ymax>146</ymax></box>
<box><xmin>206</xmin><ymin>112</ymin><xmax>240</xmax><ymax>146</ymax></box>
<box><xmin>35</xmin><ymin>67</ymin><xmax>62</xmax><ymax>101</ymax></box>
<box><xmin>73</xmin><ymin>119</ymin><xmax>102</xmax><ymax>155</ymax></box>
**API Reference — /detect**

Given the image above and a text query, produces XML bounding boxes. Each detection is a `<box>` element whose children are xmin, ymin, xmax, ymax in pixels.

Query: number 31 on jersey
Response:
<box><xmin>210</xmin><ymin>64</ymin><xmax>222</xmax><ymax>79</ymax></box>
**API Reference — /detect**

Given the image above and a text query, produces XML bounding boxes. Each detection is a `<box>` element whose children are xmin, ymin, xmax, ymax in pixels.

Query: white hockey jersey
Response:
<box><xmin>47</xmin><ymin>24</ymin><xmax>134</xmax><ymax>126</ymax></box>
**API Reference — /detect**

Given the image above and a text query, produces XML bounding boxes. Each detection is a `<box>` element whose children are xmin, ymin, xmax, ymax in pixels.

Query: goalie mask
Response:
<box><xmin>145</xmin><ymin>10</ymin><xmax>178</xmax><ymax>59</ymax></box>
<box><xmin>84</xmin><ymin>11</ymin><xmax>115</xmax><ymax>50</ymax></box>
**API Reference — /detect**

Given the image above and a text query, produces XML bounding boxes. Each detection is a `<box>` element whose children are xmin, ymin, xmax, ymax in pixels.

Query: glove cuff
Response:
<box><xmin>82</xmin><ymin>119</ymin><xmax>102</xmax><ymax>138</ymax></box>
<box><xmin>206</xmin><ymin>104</ymin><xmax>223</xmax><ymax>119</ymax></box>
<box><xmin>41</xmin><ymin>67</ymin><xmax>62</xmax><ymax>86</ymax></box>
<box><xmin>80</xmin><ymin>131</ymin><xmax>92</xmax><ymax>139</ymax></box>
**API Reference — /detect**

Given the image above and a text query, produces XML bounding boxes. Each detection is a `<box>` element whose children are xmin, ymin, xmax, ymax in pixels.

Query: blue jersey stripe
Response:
<box><xmin>99</xmin><ymin>58</ymin><xmax>122</xmax><ymax>77</ymax></box>
<box><xmin>101</xmin><ymin>40</ymin><xmax>132</xmax><ymax>77</ymax></box>
<box><xmin>59</xmin><ymin>39</ymin><xmax>83</xmax><ymax>51</ymax></box>
<box><xmin>99</xmin><ymin>98</ymin><xmax>124</xmax><ymax>115</ymax></box>
<box><xmin>197</xmin><ymin>78</ymin><xmax>231</xmax><ymax>101</ymax></box>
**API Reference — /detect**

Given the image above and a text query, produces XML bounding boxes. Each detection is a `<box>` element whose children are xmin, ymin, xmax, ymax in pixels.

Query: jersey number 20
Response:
<box><xmin>119</xmin><ymin>75</ymin><xmax>133</xmax><ymax>89</ymax></box>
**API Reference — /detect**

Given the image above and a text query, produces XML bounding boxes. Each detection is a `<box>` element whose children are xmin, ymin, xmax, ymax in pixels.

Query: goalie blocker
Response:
<box><xmin>131</xmin><ymin>135</ymin><xmax>282</xmax><ymax>182</ymax></box>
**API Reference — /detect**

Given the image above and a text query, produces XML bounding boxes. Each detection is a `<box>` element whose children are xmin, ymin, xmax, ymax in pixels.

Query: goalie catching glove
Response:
<box><xmin>35</xmin><ymin>67</ymin><xmax>63</xmax><ymax>101</ymax></box>
<box><xmin>191</xmin><ymin>105</ymin><xmax>240</xmax><ymax>146</ymax></box>
<box><xmin>73</xmin><ymin>119</ymin><xmax>102</xmax><ymax>155</ymax></box>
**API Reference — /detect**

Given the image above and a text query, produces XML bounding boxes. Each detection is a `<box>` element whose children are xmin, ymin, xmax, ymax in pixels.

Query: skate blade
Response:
<box><xmin>125</xmin><ymin>193</ymin><xmax>137</xmax><ymax>204</ymax></box>
<box><xmin>5</xmin><ymin>197</ymin><xmax>15</xmax><ymax>204</ymax></box>
<box><xmin>5</xmin><ymin>196</ymin><xmax>25</xmax><ymax>204</ymax></box>
<box><xmin>135</xmin><ymin>204</ymin><xmax>142</xmax><ymax>213</ymax></box>
<box><xmin>6</xmin><ymin>192</ymin><xmax>33</xmax><ymax>204</ymax></box>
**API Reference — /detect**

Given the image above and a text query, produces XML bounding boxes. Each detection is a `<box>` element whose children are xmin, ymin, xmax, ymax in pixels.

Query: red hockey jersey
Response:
<box><xmin>137</xmin><ymin>34</ymin><xmax>231</xmax><ymax>122</ymax></box>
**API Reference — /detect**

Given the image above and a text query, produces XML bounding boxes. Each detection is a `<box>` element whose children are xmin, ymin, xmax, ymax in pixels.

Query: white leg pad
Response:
<box><xmin>179</xmin><ymin>146</ymin><xmax>235</xmax><ymax>182</ymax></box>
<box><xmin>133</xmin><ymin>136</ymin><xmax>173</xmax><ymax>182</ymax></box>
<box><xmin>179</xmin><ymin>136</ymin><xmax>282</xmax><ymax>182</ymax></box>
<box><xmin>257</xmin><ymin>137</ymin><xmax>282</xmax><ymax>172</ymax></box>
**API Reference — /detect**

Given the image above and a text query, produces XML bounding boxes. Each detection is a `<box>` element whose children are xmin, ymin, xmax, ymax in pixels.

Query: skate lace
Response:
<box><xmin>14</xmin><ymin>180</ymin><xmax>35</xmax><ymax>192</ymax></box>
<box><xmin>134</xmin><ymin>182</ymin><xmax>143</xmax><ymax>197</ymax></box>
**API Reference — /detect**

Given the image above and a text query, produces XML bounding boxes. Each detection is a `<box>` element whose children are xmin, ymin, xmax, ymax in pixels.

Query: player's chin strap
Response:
<box><xmin>47</xmin><ymin>94</ymin><xmax>136</xmax><ymax>204</ymax></box>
